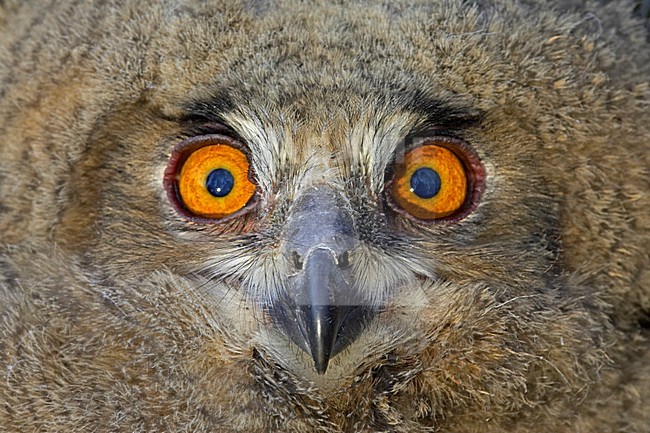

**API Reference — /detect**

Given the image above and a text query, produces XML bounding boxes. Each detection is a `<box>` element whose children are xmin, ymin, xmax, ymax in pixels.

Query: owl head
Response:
<box><xmin>1</xmin><ymin>0</ymin><xmax>648</xmax><ymax>431</ymax></box>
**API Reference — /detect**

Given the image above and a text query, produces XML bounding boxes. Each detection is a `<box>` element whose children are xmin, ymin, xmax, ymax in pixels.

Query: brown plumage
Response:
<box><xmin>0</xmin><ymin>0</ymin><xmax>648</xmax><ymax>432</ymax></box>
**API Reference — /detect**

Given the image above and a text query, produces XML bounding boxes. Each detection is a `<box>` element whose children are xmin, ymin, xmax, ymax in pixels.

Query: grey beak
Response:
<box><xmin>274</xmin><ymin>186</ymin><xmax>373</xmax><ymax>374</ymax></box>
<box><xmin>298</xmin><ymin>248</ymin><xmax>366</xmax><ymax>374</ymax></box>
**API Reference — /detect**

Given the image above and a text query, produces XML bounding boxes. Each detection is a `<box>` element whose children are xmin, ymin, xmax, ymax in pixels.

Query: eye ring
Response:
<box><xmin>384</xmin><ymin>136</ymin><xmax>484</xmax><ymax>223</ymax></box>
<box><xmin>163</xmin><ymin>134</ymin><xmax>258</xmax><ymax>223</ymax></box>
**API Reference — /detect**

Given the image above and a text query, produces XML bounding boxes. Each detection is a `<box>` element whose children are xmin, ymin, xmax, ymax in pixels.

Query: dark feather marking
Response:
<box><xmin>407</xmin><ymin>96</ymin><xmax>483</xmax><ymax>138</ymax></box>
<box><xmin>183</xmin><ymin>94</ymin><xmax>239</xmax><ymax>126</ymax></box>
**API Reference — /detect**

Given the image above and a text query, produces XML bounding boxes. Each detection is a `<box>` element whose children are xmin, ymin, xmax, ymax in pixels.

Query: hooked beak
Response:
<box><xmin>273</xmin><ymin>186</ymin><xmax>373</xmax><ymax>374</ymax></box>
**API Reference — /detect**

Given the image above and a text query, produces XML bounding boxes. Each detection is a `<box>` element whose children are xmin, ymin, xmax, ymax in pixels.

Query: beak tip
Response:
<box><xmin>305</xmin><ymin>305</ymin><xmax>337</xmax><ymax>375</ymax></box>
<box><xmin>314</xmin><ymin>356</ymin><xmax>330</xmax><ymax>375</ymax></box>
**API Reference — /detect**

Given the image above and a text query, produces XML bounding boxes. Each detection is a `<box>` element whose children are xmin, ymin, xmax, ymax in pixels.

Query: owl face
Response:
<box><xmin>160</xmin><ymin>101</ymin><xmax>490</xmax><ymax>374</ymax></box>
<box><xmin>63</xmin><ymin>35</ymin><xmax>592</xmax><ymax>394</ymax></box>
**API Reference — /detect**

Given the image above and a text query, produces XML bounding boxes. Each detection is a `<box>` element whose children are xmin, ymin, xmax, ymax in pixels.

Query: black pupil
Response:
<box><xmin>206</xmin><ymin>169</ymin><xmax>234</xmax><ymax>197</ymax></box>
<box><xmin>410</xmin><ymin>167</ymin><xmax>441</xmax><ymax>199</ymax></box>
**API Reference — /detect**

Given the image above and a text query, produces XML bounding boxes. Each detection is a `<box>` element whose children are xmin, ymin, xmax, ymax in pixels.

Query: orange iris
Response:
<box><xmin>177</xmin><ymin>144</ymin><xmax>255</xmax><ymax>219</ymax></box>
<box><xmin>390</xmin><ymin>145</ymin><xmax>467</xmax><ymax>219</ymax></box>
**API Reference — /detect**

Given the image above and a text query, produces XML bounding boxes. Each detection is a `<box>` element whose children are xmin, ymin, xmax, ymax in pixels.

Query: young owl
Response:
<box><xmin>0</xmin><ymin>0</ymin><xmax>648</xmax><ymax>432</ymax></box>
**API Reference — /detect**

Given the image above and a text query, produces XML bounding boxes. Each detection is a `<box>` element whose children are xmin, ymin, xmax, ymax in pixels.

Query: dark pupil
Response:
<box><xmin>206</xmin><ymin>168</ymin><xmax>234</xmax><ymax>197</ymax></box>
<box><xmin>410</xmin><ymin>167</ymin><xmax>441</xmax><ymax>199</ymax></box>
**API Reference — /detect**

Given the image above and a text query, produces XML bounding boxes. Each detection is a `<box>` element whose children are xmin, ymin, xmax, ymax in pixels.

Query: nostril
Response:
<box><xmin>337</xmin><ymin>251</ymin><xmax>350</xmax><ymax>269</ymax></box>
<box><xmin>292</xmin><ymin>250</ymin><xmax>304</xmax><ymax>270</ymax></box>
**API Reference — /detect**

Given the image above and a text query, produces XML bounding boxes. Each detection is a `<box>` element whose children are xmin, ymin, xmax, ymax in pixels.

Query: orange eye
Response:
<box><xmin>389</xmin><ymin>144</ymin><xmax>469</xmax><ymax>220</ymax></box>
<box><xmin>164</xmin><ymin>136</ymin><xmax>256</xmax><ymax>221</ymax></box>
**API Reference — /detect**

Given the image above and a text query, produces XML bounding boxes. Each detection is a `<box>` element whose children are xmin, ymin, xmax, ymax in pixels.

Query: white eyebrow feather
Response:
<box><xmin>345</xmin><ymin>110</ymin><xmax>418</xmax><ymax>193</ymax></box>
<box><xmin>222</xmin><ymin>108</ymin><xmax>287</xmax><ymax>194</ymax></box>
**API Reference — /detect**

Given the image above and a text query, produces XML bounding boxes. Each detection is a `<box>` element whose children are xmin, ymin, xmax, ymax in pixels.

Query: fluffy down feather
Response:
<box><xmin>0</xmin><ymin>1</ymin><xmax>648</xmax><ymax>432</ymax></box>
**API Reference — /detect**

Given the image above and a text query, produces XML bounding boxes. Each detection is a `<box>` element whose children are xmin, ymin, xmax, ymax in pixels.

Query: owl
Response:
<box><xmin>0</xmin><ymin>0</ymin><xmax>648</xmax><ymax>432</ymax></box>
